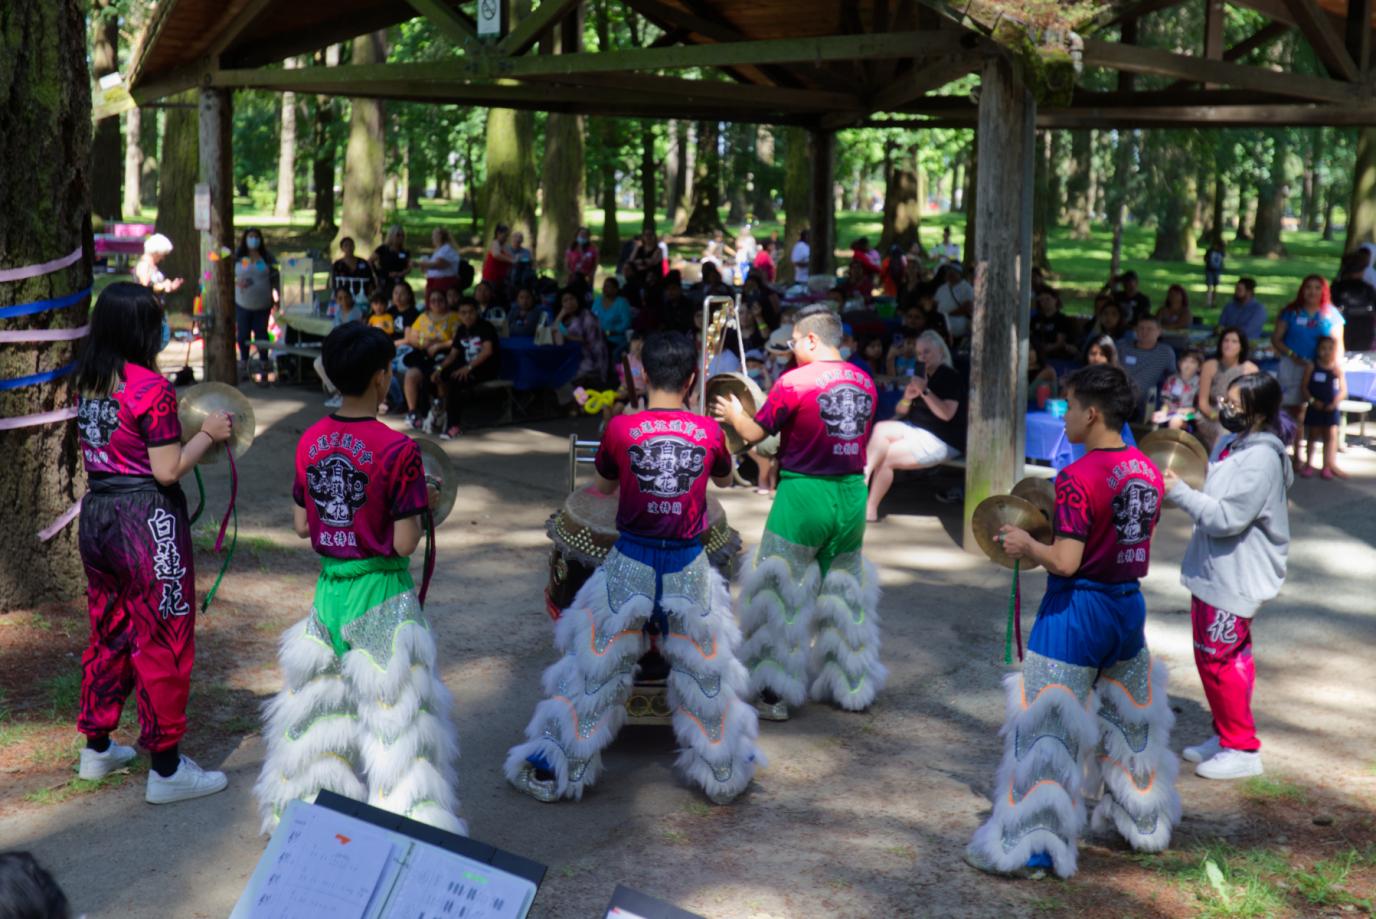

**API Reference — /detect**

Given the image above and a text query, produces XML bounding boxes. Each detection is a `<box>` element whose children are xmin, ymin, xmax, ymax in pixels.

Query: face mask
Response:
<box><xmin>839</xmin><ymin>346</ymin><xmax>853</xmax><ymax>360</ymax></box>
<box><xmin>576</xmin><ymin>236</ymin><xmax>588</xmax><ymax>245</ymax></box>
<box><xmin>1219</xmin><ymin>404</ymin><xmax>1250</xmax><ymax>433</ymax></box>
<box><xmin>247</xmin><ymin>236</ymin><xmax>261</xmax><ymax>250</ymax></box>
<box><xmin>747</xmin><ymin>368</ymin><xmax>764</xmax><ymax>382</ymax></box>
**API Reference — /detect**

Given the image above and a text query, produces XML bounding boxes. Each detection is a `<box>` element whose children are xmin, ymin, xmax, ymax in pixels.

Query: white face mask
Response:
<box><xmin>839</xmin><ymin>346</ymin><xmax>853</xmax><ymax>360</ymax></box>
<box><xmin>247</xmin><ymin>236</ymin><xmax>261</xmax><ymax>250</ymax></box>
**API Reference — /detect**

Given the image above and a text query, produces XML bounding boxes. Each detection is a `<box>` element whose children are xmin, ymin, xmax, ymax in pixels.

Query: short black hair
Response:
<box><xmin>0</xmin><ymin>852</ymin><xmax>70</xmax><ymax>919</ymax></box>
<box><xmin>1064</xmin><ymin>364</ymin><xmax>1136</xmax><ymax>430</ymax></box>
<box><xmin>1342</xmin><ymin>250</ymin><xmax>1371</xmax><ymax>275</ymax></box>
<box><xmin>643</xmin><ymin>331</ymin><xmax>696</xmax><ymax>392</ymax></box>
<box><xmin>1120</xmin><ymin>270</ymin><xmax>1138</xmax><ymax>283</ymax></box>
<box><xmin>1236</xmin><ymin>276</ymin><xmax>1257</xmax><ymax>293</ymax></box>
<box><xmin>795</xmin><ymin>305</ymin><xmax>843</xmax><ymax>347</ymax></box>
<box><xmin>1133</xmin><ymin>311</ymin><xmax>1159</xmax><ymax>327</ymax></box>
<box><xmin>368</xmin><ymin>289</ymin><xmax>388</xmax><ymax>308</ymax></box>
<box><xmin>322</xmin><ymin>324</ymin><xmax>395</xmax><ymax>396</ymax></box>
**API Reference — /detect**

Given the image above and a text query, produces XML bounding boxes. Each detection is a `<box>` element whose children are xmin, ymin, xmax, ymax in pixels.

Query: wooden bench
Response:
<box><xmin>1340</xmin><ymin>399</ymin><xmax>1372</xmax><ymax>449</ymax></box>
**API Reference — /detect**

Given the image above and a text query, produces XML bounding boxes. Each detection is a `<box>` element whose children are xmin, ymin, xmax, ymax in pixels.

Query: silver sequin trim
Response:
<box><xmin>1022</xmin><ymin>652</ymin><xmax>1097</xmax><ymax>702</ymax></box>
<box><xmin>603</xmin><ymin>550</ymin><xmax>655</xmax><ymax>614</ymax></box>
<box><xmin>1000</xmin><ymin>806</ymin><xmax>1070</xmax><ymax>853</ymax></box>
<box><xmin>755</xmin><ymin>530</ymin><xmax>820</xmax><ymax>584</ymax></box>
<box><xmin>662</xmin><ymin>552</ymin><xmax>712</xmax><ymax>611</ymax></box>
<box><xmin>339</xmin><ymin>590</ymin><xmax>427</xmax><ymax>670</ymax></box>
<box><xmin>1101</xmin><ymin>648</ymin><xmax>1152</xmax><ymax>705</ymax></box>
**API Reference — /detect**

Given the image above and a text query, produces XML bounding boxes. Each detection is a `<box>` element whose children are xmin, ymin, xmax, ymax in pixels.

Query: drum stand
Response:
<box><xmin>698</xmin><ymin>295</ymin><xmax>747</xmax><ymax>415</ymax></box>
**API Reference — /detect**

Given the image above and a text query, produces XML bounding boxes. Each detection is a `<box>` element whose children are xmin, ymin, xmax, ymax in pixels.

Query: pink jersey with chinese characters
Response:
<box><xmin>753</xmin><ymin>360</ymin><xmax>877</xmax><ymax>476</ymax></box>
<box><xmin>293</xmin><ymin>416</ymin><xmax>428</xmax><ymax>559</ymax></box>
<box><xmin>77</xmin><ymin>363</ymin><xmax>181</xmax><ymax>477</ymax></box>
<box><xmin>594</xmin><ymin>410</ymin><xmax>732</xmax><ymax>540</ymax></box>
<box><xmin>1053</xmin><ymin>446</ymin><xmax>1163</xmax><ymax>582</ymax></box>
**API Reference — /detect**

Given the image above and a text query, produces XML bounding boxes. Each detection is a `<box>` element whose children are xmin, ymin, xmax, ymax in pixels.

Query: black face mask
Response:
<box><xmin>1219</xmin><ymin>404</ymin><xmax>1250</xmax><ymax>433</ymax></box>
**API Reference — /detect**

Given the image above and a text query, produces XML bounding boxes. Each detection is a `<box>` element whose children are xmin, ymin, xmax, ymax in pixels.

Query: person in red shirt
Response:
<box><xmin>255</xmin><ymin>324</ymin><xmax>465</xmax><ymax>837</ymax></box>
<box><xmin>966</xmin><ymin>365</ymin><xmax>1180</xmax><ymax>880</ymax></box>
<box><xmin>751</xmin><ymin>239</ymin><xmax>778</xmax><ymax>284</ymax></box>
<box><xmin>506</xmin><ymin>332</ymin><xmax>762</xmax><ymax>805</ymax></box>
<box><xmin>715</xmin><ymin>306</ymin><xmax>884</xmax><ymax>722</ymax></box>
<box><xmin>73</xmin><ymin>283</ymin><xmax>236</xmax><ymax>804</ymax></box>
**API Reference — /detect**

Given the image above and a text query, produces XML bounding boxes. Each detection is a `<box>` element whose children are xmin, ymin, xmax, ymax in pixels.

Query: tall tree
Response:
<box><xmin>0</xmin><ymin>0</ymin><xmax>91</xmax><ymax>604</ymax></box>
<box><xmin>122</xmin><ymin>108</ymin><xmax>141</xmax><ymax>218</ymax></box>
<box><xmin>779</xmin><ymin>127</ymin><xmax>810</xmax><ymax>285</ymax></box>
<box><xmin>1250</xmin><ymin>133</ymin><xmax>1289</xmax><ymax>257</ymax></box>
<box><xmin>1064</xmin><ymin>130</ymin><xmax>1092</xmax><ymax>240</ymax></box>
<box><xmin>273</xmin><ymin>57</ymin><xmax>299</xmax><ymax>219</ymax></box>
<box><xmin>639</xmin><ymin>125</ymin><xmax>655</xmax><ymax>233</ymax></box>
<box><xmin>1147</xmin><ymin>133</ymin><xmax>1193</xmax><ymax>262</ymax></box>
<box><xmin>334</xmin><ymin>32</ymin><xmax>386</xmax><ymax>251</ymax></box>
<box><xmin>90</xmin><ymin>0</ymin><xmax>122</xmax><ymax>219</ymax></box>
<box><xmin>155</xmin><ymin>90</ymin><xmax>198</xmax><ymax>314</ymax></box>
<box><xmin>1032</xmin><ymin>131</ymin><xmax>1052</xmax><ymax>271</ymax></box>
<box><xmin>753</xmin><ymin>125</ymin><xmax>777</xmax><ymax>222</ymax></box>
<box><xmin>1105</xmin><ymin>129</ymin><xmax>1138</xmax><ymax>281</ymax></box>
<box><xmin>311</xmin><ymin>45</ymin><xmax>340</xmax><ymax>232</ymax></box>
<box><xmin>663</xmin><ymin>120</ymin><xmax>685</xmax><ymax>227</ymax></box>
<box><xmin>879</xmin><ymin>141</ymin><xmax>920</xmax><ymax>252</ymax></box>
<box><xmin>483</xmin><ymin>1</ymin><xmax>537</xmax><ymax>245</ymax></box>
<box><xmin>726</xmin><ymin>123</ymin><xmax>751</xmax><ymax>225</ymax></box>
<box><xmin>1347</xmin><ymin>127</ymin><xmax>1376</xmax><ymax>248</ymax></box>
<box><xmin>684</xmin><ymin>120</ymin><xmax>724</xmax><ymax>235</ymax></box>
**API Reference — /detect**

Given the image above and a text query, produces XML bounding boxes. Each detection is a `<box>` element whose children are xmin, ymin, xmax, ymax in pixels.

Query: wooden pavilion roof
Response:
<box><xmin>127</xmin><ymin>0</ymin><xmax>1376</xmax><ymax>128</ymax></box>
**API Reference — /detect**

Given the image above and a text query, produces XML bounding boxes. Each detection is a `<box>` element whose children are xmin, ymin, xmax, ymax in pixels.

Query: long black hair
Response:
<box><xmin>234</xmin><ymin>226</ymin><xmax>275</xmax><ymax>264</ymax></box>
<box><xmin>1214</xmin><ymin>326</ymin><xmax>1251</xmax><ymax>364</ymax></box>
<box><xmin>1230</xmin><ymin>371</ymin><xmax>1293</xmax><ymax>444</ymax></box>
<box><xmin>75</xmin><ymin>282</ymin><xmax>165</xmax><ymax>396</ymax></box>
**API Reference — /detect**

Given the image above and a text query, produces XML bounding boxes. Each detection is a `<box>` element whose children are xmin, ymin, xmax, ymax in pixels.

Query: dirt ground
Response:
<box><xmin>2</xmin><ymin>379</ymin><xmax>1375</xmax><ymax>919</ymax></box>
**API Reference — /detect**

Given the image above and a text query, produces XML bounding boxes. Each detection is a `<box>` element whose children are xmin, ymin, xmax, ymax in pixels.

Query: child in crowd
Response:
<box><xmin>1027</xmin><ymin>344</ymin><xmax>1058</xmax><ymax>410</ymax></box>
<box><xmin>603</xmin><ymin>332</ymin><xmax>647</xmax><ymax>424</ymax></box>
<box><xmin>366</xmin><ymin>289</ymin><xmax>395</xmax><ymax>337</ymax></box>
<box><xmin>887</xmin><ymin>334</ymin><xmax>919</xmax><ymax>377</ymax></box>
<box><xmin>316</xmin><ymin>288</ymin><xmax>364</xmax><ymax>408</ymax></box>
<box><xmin>1301</xmin><ymin>336</ymin><xmax>1348</xmax><ymax>479</ymax></box>
<box><xmin>510</xmin><ymin>231</ymin><xmax>535</xmax><ymax>291</ymax></box>
<box><xmin>256</xmin><ymin>323</ymin><xmax>464</xmax><ymax>835</ymax></box>
<box><xmin>1153</xmin><ymin>349</ymin><xmax>1203</xmax><ymax>430</ymax></box>
<box><xmin>850</xmin><ymin>337</ymin><xmax>885</xmax><ymax>379</ymax></box>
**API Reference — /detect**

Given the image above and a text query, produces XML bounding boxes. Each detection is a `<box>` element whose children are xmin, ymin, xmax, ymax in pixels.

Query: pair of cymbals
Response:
<box><xmin>1138</xmin><ymin>429</ymin><xmax>1208</xmax><ymax>489</ymax></box>
<box><xmin>972</xmin><ymin>493</ymin><xmax>1053</xmax><ymax>570</ymax></box>
<box><xmin>416</xmin><ymin>439</ymin><xmax>459</xmax><ymax>526</ymax></box>
<box><xmin>178</xmin><ymin>382</ymin><xmax>256</xmax><ymax>463</ymax></box>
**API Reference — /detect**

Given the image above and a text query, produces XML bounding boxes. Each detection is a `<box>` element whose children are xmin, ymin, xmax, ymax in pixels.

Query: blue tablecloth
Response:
<box><xmin>1025</xmin><ymin>411</ymin><xmax>1137</xmax><ymax>471</ymax></box>
<box><xmin>499</xmin><ymin>337</ymin><xmax>582</xmax><ymax>392</ymax></box>
<box><xmin>1345</xmin><ymin>366</ymin><xmax>1376</xmax><ymax>402</ymax></box>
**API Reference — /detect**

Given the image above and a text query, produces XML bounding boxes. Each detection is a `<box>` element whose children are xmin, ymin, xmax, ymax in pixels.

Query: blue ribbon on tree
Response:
<box><xmin>0</xmin><ymin>363</ymin><xmax>76</xmax><ymax>391</ymax></box>
<box><xmin>0</xmin><ymin>287</ymin><xmax>92</xmax><ymax>320</ymax></box>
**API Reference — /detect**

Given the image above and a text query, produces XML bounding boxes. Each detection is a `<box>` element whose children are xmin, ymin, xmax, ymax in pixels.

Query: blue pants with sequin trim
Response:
<box><xmin>1026</xmin><ymin>575</ymin><xmax>1145</xmax><ymax>671</ymax></box>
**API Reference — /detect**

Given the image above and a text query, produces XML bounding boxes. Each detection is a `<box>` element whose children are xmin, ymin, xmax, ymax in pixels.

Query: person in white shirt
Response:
<box><xmin>933</xmin><ymin>263</ymin><xmax>974</xmax><ymax>341</ymax></box>
<box><xmin>735</xmin><ymin>224</ymin><xmax>757</xmax><ymax>284</ymax></box>
<box><xmin>936</xmin><ymin>226</ymin><xmax>961</xmax><ymax>265</ymax></box>
<box><xmin>790</xmin><ymin>229</ymin><xmax>811</xmax><ymax>284</ymax></box>
<box><xmin>417</xmin><ymin>227</ymin><xmax>462</xmax><ymax>299</ymax></box>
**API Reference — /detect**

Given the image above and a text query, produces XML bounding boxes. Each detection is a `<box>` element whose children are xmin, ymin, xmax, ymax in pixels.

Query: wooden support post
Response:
<box><xmin>963</xmin><ymin>56</ymin><xmax>1035</xmax><ymax>551</ymax></box>
<box><xmin>1203</xmin><ymin>0</ymin><xmax>1224</xmax><ymax>89</ymax></box>
<box><xmin>199</xmin><ymin>86</ymin><xmax>237</xmax><ymax>384</ymax></box>
<box><xmin>808</xmin><ymin>129</ymin><xmax>835</xmax><ymax>279</ymax></box>
<box><xmin>1347</xmin><ymin>0</ymin><xmax>1372</xmax><ymax>74</ymax></box>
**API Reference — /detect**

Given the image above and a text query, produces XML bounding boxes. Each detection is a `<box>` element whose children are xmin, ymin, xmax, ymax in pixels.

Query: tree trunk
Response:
<box><xmin>1209</xmin><ymin>170</ymin><xmax>1226</xmax><ymax>247</ymax></box>
<box><xmin>404</xmin><ymin>138</ymin><xmax>423</xmax><ymax>210</ymax></box>
<box><xmin>1085</xmin><ymin>130</ymin><xmax>1101</xmax><ymax>223</ymax></box>
<box><xmin>1064</xmin><ymin>129</ymin><xmax>1092</xmax><ymax>239</ymax></box>
<box><xmin>155</xmin><ymin>90</ymin><xmax>198</xmax><ymax>314</ymax></box>
<box><xmin>1345</xmin><ymin>127</ymin><xmax>1376</xmax><ymax>249</ymax></box>
<box><xmin>779</xmin><ymin>126</ymin><xmax>809</xmax><ymax>285</ymax></box>
<box><xmin>671</xmin><ymin>121</ymin><xmax>693</xmax><ymax>233</ymax></box>
<box><xmin>1187</xmin><ymin>166</ymin><xmax>1208</xmax><ymax>256</ymax></box>
<box><xmin>1235</xmin><ymin>189</ymin><xmax>1256</xmax><ymax>242</ymax></box>
<box><xmin>1150</xmin><ymin>142</ymin><xmax>1192</xmax><ymax>262</ymax></box>
<box><xmin>639</xmin><ymin>125</ymin><xmax>655</xmax><ymax>233</ymax></box>
<box><xmin>963</xmin><ymin>144</ymin><xmax>977</xmax><ymax>266</ymax></box>
<box><xmin>334</xmin><ymin>33</ymin><xmax>386</xmax><ymax>251</ymax></box>
<box><xmin>598</xmin><ymin>123</ymin><xmax>621</xmax><ymax>260</ymax></box>
<box><xmin>1323</xmin><ymin>182</ymin><xmax>1337</xmax><ymax>241</ymax></box>
<box><xmin>274</xmin><ymin>58</ymin><xmax>299</xmax><ymax>218</ymax></box>
<box><xmin>91</xmin><ymin>0</ymin><xmax>122</xmax><ymax>220</ymax></box>
<box><xmin>726</xmin><ymin>123</ymin><xmax>750</xmax><ymax>225</ymax></box>
<box><xmin>1033</xmin><ymin>130</ymin><xmax>1052</xmax><ymax>271</ymax></box>
<box><xmin>952</xmin><ymin>157</ymin><xmax>963</xmax><ymax>211</ymax></box>
<box><xmin>139</xmin><ymin>109</ymin><xmax>159</xmax><ymax>207</ymax></box>
<box><xmin>663</xmin><ymin>119</ymin><xmax>682</xmax><ymax>217</ymax></box>
<box><xmin>311</xmin><ymin>47</ymin><xmax>339</xmax><ymax>232</ymax></box>
<box><xmin>880</xmin><ymin>145</ymin><xmax>920</xmax><ymax>252</ymax></box>
<box><xmin>0</xmin><ymin>0</ymin><xmax>91</xmax><ymax>604</ymax></box>
<box><xmin>482</xmin><ymin>105</ymin><xmax>538</xmax><ymax>245</ymax></box>
<box><xmin>753</xmin><ymin>125</ymin><xmax>777</xmax><ymax>222</ymax></box>
<box><xmin>536</xmin><ymin>113</ymin><xmax>585</xmax><ymax>271</ymax></box>
<box><xmin>1250</xmin><ymin>135</ymin><xmax>1288</xmax><ymax>257</ymax></box>
<box><xmin>1048</xmin><ymin>131</ymin><xmax>1067</xmax><ymax>222</ymax></box>
<box><xmin>1301</xmin><ymin>144</ymin><xmax>1318</xmax><ymax>232</ymax></box>
<box><xmin>684</xmin><ymin>120</ymin><xmax>725</xmax><ymax>236</ymax></box>
<box><xmin>122</xmin><ymin>107</ymin><xmax>142</xmax><ymax>218</ymax></box>
<box><xmin>1106</xmin><ymin>130</ymin><xmax>1136</xmax><ymax>279</ymax></box>
<box><xmin>463</xmin><ymin>140</ymin><xmax>479</xmax><ymax>231</ymax></box>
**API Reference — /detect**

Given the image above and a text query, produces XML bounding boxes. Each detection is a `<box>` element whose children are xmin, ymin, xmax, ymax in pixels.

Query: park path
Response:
<box><xmin>2</xmin><ymin>386</ymin><xmax>1374</xmax><ymax>918</ymax></box>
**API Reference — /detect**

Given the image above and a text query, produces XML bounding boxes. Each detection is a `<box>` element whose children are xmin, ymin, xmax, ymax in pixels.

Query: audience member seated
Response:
<box><xmin>624</xmin><ymin>229</ymin><xmax>668</xmax><ymax>305</ymax></box>
<box><xmin>933</xmin><ymin>262</ymin><xmax>973</xmax><ymax>343</ymax></box>
<box><xmin>593</xmin><ymin>276</ymin><xmax>633</xmax><ymax>360</ymax></box>
<box><xmin>1152</xmin><ymin>348</ymin><xmax>1202</xmax><ymax>430</ymax></box>
<box><xmin>880</xmin><ymin>244</ymin><xmax>907</xmax><ymax>297</ymax></box>
<box><xmin>473</xmin><ymin>280</ymin><xmax>500</xmax><ymax>322</ymax></box>
<box><xmin>851</xmin><ymin>335</ymin><xmax>886</xmax><ymax>379</ymax></box>
<box><xmin>433</xmin><ymin>297</ymin><xmax>501</xmax><ymax>440</ymax></box>
<box><xmin>481</xmin><ymin>223</ymin><xmax>515</xmax><ymax>292</ymax></box>
<box><xmin>1217</xmin><ymin>277</ymin><xmax>1267</xmax><ymax>341</ymax></box>
<box><xmin>314</xmin><ymin>288</ymin><xmax>364</xmax><ymax>408</ymax></box>
<box><xmin>554</xmin><ymin>286</ymin><xmax>607</xmax><ymax>388</ymax></box>
<box><xmin>507</xmin><ymin>286</ymin><xmax>545</xmax><ymax>337</ymax></box>
<box><xmin>1083</xmin><ymin>294</ymin><xmax>1128</xmax><ymax>350</ymax></box>
<box><xmin>849</xmin><ymin>237</ymin><xmax>882</xmax><ymax>291</ymax></box>
<box><xmin>865</xmin><ymin>330</ymin><xmax>967</xmax><ymax>521</ymax></box>
<box><xmin>1117</xmin><ymin>313</ymin><xmax>1177</xmax><ymax>420</ymax></box>
<box><xmin>1111</xmin><ymin>270</ymin><xmax>1151</xmax><ymax>323</ymax></box>
<box><xmin>894</xmin><ymin>297</ymin><xmax>950</xmax><ymax>350</ymax></box>
<box><xmin>655</xmin><ymin>274</ymin><xmax>695</xmax><ymax>334</ymax></box>
<box><xmin>1158</xmin><ymin>284</ymin><xmax>1193</xmax><ymax>332</ymax></box>
<box><xmin>330</xmin><ymin>236</ymin><xmax>377</xmax><ymax>297</ymax></box>
<box><xmin>389</xmin><ymin>281</ymin><xmax>420</xmax><ymax>336</ymax></box>
<box><xmin>1029</xmin><ymin>289</ymin><xmax>1079</xmax><ymax>360</ymax></box>
<box><xmin>1195</xmin><ymin>327</ymin><xmax>1259</xmax><ymax>450</ymax></box>
<box><xmin>509</xmin><ymin>231</ymin><xmax>535</xmax><ymax>292</ymax></box>
<box><xmin>751</xmin><ymin>239</ymin><xmax>778</xmax><ymax>284</ymax></box>
<box><xmin>836</xmin><ymin>262</ymin><xmax>874</xmax><ymax>306</ymax></box>
<box><xmin>403</xmin><ymin>288</ymin><xmax>459</xmax><ymax>432</ymax></box>
<box><xmin>565</xmin><ymin>226</ymin><xmax>598</xmax><ymax>286</ymax></box>
<box><xmin>418</xmin><ymin>227</ymin><xmax>462</xmax><ymax>299</ymax></box>
<box><xmin>1331</xmin><ymin>250</ymin><xmax>1376</xmax><ymax>351</ymax></box>
<box><xmin>365</xmin><ymin>289</ymin><xmax>395</xmax><ymax>337</ymax></box>
<box><xmin>696</xmin><ymin>261</ymin><xmax>735</xmax><ymax>300</ymax></box>
<box><xmin>1085</xmin><ymin>334</ymin><xmax>1120</xmax><ymax>368</ymax></box>
<box><xmin>1027</xmin><ymin>344</ymin><xmax>1058</xmax><ymax>409</ymax></box>
<box><xmin>372</xmin><ymin>224</ymin><xmax>410</xmax><ymax>300</ymax></box>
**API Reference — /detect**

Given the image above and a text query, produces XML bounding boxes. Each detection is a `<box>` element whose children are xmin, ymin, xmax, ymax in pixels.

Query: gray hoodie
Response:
<box><xmin>1167</xmin><ymin>431</ymin><xmax>1292</xmax><ymax>617</ymax></box>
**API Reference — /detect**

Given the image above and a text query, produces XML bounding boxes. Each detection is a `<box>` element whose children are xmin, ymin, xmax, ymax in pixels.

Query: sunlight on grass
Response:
<box><xmin>1239</xmin><ymin>776</ymin><xmax>1307</xmax><ymax>802</ymax></box>
<box><xmin>23</xmin><ymin>760</ymin><xmax>148</xmax><ymax>807</ymax></box>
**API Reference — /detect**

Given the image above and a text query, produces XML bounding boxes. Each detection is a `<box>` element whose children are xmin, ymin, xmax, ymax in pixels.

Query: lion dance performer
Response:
<box><xmin>73</xmin><ymin>282</ymin><xmax>233</xmax><ymax>803</ymax></box>
<box><xmin>966</xmin><ymin>365</ymin><xmax>1179</xmax><ymax>879</ymax></box>
<box><xmin>255</xmin><ymin>324</ymin><xmax>464</xmax><ymax>835</ymax></box>
<box><xmin>506</xmin><ymin>331</ymin><xmax>762</xmax><ymax>804</ymax></box>
<box><xmin>714</xmin><ymin>305</ymin><xmax>883</xmax><ymax>721</ymax></box>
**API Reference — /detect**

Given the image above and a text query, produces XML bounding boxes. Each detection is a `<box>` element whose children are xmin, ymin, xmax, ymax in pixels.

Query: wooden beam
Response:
<box><xmin>497</xmin><ymin>0</ymin><xmax>584</xmax><ymax>56</ymax></box>
<box><xmin>1346</xmin><ymin>0</ymin><xmax>1372</xmax><ymax>73</ymax></box>
<box><xmin>221</xmin><ymin>6</ymin><xmax>414</xmax><ymax>69</ymax></box>
<box><xmin>1080</xmin><ymin>37</ymin><xmax>1359</xmax><ymax>102</ymax></box>
<box><xmin>1203</xmin><ymin>0</ymin><xmax>1224</xmax><ymax>89</ymax></box>
<box><xmin>1163</xmin><ymin>21</ymin><xmax>1291</xmax><ymax>91</ymax></box>
<box><xmin>816</xmin><ymin>53</ymin><xmax>979</xmax><ymax>130</ymax></box>
<box><xmin>523</xmin><ymin>71</ymin><xmax>860</xmax><ymax>110</ymax></box>
<box><xmin>205</xmin><ymin>0</ymin><xmax>276</xmax><ymax>64</ymax></box>
<box><xmin>130</xmin><ymin>60</ymin><xmax>211</xmax><ymax>104</ymax></box>
<box><xmin>1118</xmin><ymin>18</ymin><xmax>1137</xmax><ymax>91</ymax></box>
<box><xmin>621</xmin><ymin>0</ymin><xmax>784</xmax><ymax>87</ymax></box>
<box><xmin>1282</xmin><ymin>0</ymin><xmax>1359</xmax><ymax>80</ymax></box>
<box><xmin>872</xmin><ymin>103</ymin><xmax>1376</xmax><ymax>128</ymax></box>
<box><xmin>1090</xmin><ymin>0</ymin><xmax>1192</xmax><ymax>31</ymax></box>
<box><xmin>404</xmin><ymin>0</ymin><xmax>479</xmax><ymax>49</ymax></box>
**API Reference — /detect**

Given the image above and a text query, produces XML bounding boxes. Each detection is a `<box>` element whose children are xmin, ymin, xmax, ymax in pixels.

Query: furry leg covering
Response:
<box><xmin>504</xmin><ymin>566</ymin><xmax>648</xmax><ymax>800</ymax></box>
<box><xmin>736</xmin><ymin>535</ymin><xmax>821</xmax><ymax>706</ymax></box>
<box><xmin>808</xmin><ymin>553</ymin><xmax>886</xmax><ymax>711</ymax></box>
<box><xmin>1089</xmin><ymin>651</ymin><xmax>1180</xmax><ymax>853</ymax></box>
<box><xmin>345</xmin><ymin>619</ymin><xmax>466</xmax><ymax>836</ymax></box>
<box><xmin>966</xmin><ymin>652</ymin><xmax>1100</xmax><ymax>879</ymax></box>
<box><xmin>254</xmin><ymin>616</ymin><xmax>368</xmax><ymax>835</ymax></box>
<box><xmin>661</xmin><ymin>568</ymin><xmax>764</xmax><ymax>803</ymax></box>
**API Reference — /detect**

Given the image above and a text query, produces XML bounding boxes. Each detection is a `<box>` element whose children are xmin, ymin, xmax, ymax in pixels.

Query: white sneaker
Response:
<box><xmin>1182</xmin><ymin>735</ymin><xmax>1222</xmax><ymax>764</ymax></box>
<box><xmin>145</xmin><ymin>755</ymin><xmax>228</xmax><ymax>804</ymax></box>
<box><xmin>324</xmin><ymin>394</ymin><xmax>343</xmax><ymax>408</ymax></box>
<box><xmin>1194</xmin><ymin>748</ymin><xmax>1264</xmax><ymax>780</ymax></box>
<box><xmin>78</xmin><ymin>741</ymin><xmax>138</xmax><ymax>780</ymax></box>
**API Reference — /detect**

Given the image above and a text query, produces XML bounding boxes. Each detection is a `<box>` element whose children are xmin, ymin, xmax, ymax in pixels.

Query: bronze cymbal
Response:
<box><xmin>1138</xmin><ymin>438</ymin><xmax>1207</xmax><ymax>490</ymax></box>
<box><xmin>416</xmin><ymin>438</ymin><xmax>458</xmax><ymax>526</ymax></box>
<box><xmin>178</xmin><ymin>382</ymin><xmax>256</xmax><ymax>463</ymax></box>
<box><xmin>705</xmin><ymin>372</ymin><xmax>766</xmax><ymax>454</ymax></box>
<box><xmin>1140</xmin><ymin>428</ymin><xmax>1209</xmax><ymax>468</ymax></box>
<box><xmin>1010</xmin><ymin>476</ymin><xmax>1055</xmax><ymax>525</ymax></box>
<box><xmin>972</xmin><ymin>494</ymin><xmax>1052</xmax><ymax>570</ymax></box>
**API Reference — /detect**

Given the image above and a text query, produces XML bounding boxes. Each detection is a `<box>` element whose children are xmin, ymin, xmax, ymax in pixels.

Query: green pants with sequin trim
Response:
<box><xmin>764</xmin><ymin>471</ymin><xmax>867</xmax><ymax>575</ymax></box>
<box><xmin>314</xmin><ymin>555</ymin><xmax>414</xmax><ymax>656</ymax></box>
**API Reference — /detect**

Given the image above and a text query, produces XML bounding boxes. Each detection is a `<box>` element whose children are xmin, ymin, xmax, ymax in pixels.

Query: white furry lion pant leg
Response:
<box><xmin>1090</xmin><ymin>650</ymin><xmax>1180</xmax><ymax>852</ymax></box>
<box><xmin>504</xmin><ymin>557</ymin><xmax>649</xmax><ymax>800</ymax></box>
<box><xmin>340</xmin><ymin>591</ymin><xmax>467</xmax><ymax>836</ymax></box>
<box><xmin>254</xmin><ymin>615</ymin><xmax>367</xmax><ymax>835</ymax></box>
<box><xmin>809</xmin><ymin>551</ymin><xmax>886</xmax><ymax>711</ymax></box>
<box><xmin>737</xmin><ymin>530</ymin><xmax>821</xmax><ymax>706</ymax></box>
<box><xmin>659</xmin><ymin>555</ymin><xmax>764</xmax><ymax>803</ymax></box>
<box><xmin>966</xmin><ymin>652</ymin><xmax>1100</xmax><ymax>879</ymax></box>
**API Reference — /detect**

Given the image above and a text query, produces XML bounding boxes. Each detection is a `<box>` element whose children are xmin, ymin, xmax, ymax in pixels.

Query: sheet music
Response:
<box><xmin>379</xmin><ymin>841</ymin><xmax>531</xmax><ymax>918</ymax></box>
<box><xmin>243</xmin><ymin>808</ymin><xmax>395</xmax><ymax>919</ymax></box>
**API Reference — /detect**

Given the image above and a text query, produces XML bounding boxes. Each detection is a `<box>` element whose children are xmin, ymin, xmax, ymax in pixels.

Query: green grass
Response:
<box><xmin>40</xmin><ymin>672</ymin><xmax>82</xmax><ymax>720</ymax></box>
<box><xmin>24</xmin><ymin>759</ymin><xmax>148</xmax><ymax>806</ymax></box>
<box><xmin>1239</xmin><ymin>776</ymin><xmax>1307</xmax><ymax>803</ymax></box>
